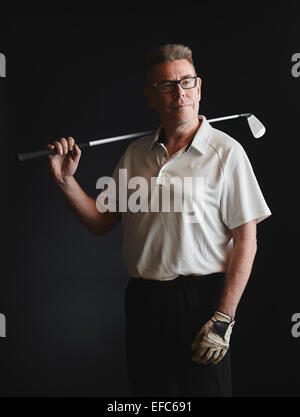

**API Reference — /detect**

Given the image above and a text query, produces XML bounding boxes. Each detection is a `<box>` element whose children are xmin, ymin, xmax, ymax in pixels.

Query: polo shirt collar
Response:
<box><xmin>150</xmin><ymin>115</ymin><xmax>212</xmax><ymax>154</ymax></box>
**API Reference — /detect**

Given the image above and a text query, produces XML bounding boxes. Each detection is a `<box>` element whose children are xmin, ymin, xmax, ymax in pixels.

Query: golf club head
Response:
<box><xmin>246</xmin><ymin>114</ymin><xmax>266</xmax><ymax>138</ymax></box>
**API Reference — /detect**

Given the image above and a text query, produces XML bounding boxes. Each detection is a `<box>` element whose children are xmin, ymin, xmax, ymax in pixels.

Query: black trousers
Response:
<box><xmin>124</xmin><ymin>272</ymin><xmax>232</xmax><ymax>397</ymax></box>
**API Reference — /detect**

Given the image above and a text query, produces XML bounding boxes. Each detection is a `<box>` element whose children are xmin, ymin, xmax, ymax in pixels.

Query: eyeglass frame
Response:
<box><xmin>151</xmin><ymin>76</ymin><xmax>199</xmax><ymax>93</ymax></box>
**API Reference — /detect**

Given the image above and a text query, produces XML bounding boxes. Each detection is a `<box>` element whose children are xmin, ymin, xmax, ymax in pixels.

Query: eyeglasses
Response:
<box><xmin>152</xmin><ymin>76</ymin><xmax>198</xmax><ymax>93</ymax></box>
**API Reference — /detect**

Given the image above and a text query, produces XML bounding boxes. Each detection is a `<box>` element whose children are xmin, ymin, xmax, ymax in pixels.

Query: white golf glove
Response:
<box><xmin>191</xmin><ymin>311</ymin><xmax>235</xmax><ymax>365</ymax></box>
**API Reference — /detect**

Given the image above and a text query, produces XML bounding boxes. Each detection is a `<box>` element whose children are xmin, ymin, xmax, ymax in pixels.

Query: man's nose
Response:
<box><xmin>173</xmin><ymin>82</ymin><xmax>185</xmax><ymax>98</ymax></box>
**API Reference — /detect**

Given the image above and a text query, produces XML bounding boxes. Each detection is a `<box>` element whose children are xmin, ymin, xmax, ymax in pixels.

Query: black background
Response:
<box><xmin>0</xmin><ymin>2</ymin><xmax>299</xmax><ymax>397</ymax></box>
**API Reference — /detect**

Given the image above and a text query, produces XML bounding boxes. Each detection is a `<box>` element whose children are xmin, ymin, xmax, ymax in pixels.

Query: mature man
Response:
<box><xmin>46</xmin><ymin>44</ymin><xmax>271</xmax><ymax>397</ymax></box>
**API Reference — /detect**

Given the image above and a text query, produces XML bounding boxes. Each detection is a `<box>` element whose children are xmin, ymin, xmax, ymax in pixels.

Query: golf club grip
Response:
<box><xmin>16</xmin><ymin>142</ymin><xmax>90</xmax><ymax>163</ymax></box>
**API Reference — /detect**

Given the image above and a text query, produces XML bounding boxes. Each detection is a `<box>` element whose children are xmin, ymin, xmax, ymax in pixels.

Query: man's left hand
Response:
<box><xmin>191</xmin><ymin>311</ymin><xmax>235</xmax><ymax>365</ymax></box>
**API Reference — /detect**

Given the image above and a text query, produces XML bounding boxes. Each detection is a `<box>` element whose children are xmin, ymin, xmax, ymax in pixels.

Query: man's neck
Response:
<box><xmin>162</xmin><ymin>117</ymin><xmax>201</xmax><ymax>150</ymax></box>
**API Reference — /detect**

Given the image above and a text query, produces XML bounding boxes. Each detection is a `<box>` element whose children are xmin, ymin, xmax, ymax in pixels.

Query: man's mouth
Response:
<box><xmin>172</xmin><ymin>104</ymin><xmax>191</xmax><ymax>109</ymax></box>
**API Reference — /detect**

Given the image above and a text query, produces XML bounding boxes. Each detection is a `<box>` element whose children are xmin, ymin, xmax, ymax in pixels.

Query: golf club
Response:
<box><xmin>16</xmin><ymin>113</ymin><xmax>266</xmax><ymax>163</ymax></box>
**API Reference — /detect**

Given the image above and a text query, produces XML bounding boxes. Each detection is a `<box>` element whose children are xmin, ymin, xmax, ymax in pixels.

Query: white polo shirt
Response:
<box><xmin>101</xmin><ymin>115</ymin><xmax>271</xmax><ymax>281</ymax></box>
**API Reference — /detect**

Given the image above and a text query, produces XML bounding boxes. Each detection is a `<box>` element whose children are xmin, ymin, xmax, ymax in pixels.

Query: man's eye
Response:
<box><xmin>182</xmin><ymin>78</ymin><xmax>194</xmax><ymax>87</ymax></box>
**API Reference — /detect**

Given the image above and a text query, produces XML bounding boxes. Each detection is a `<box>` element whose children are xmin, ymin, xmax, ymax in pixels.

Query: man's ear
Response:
<box><xmin>144</xmin><ymin>85</ymin><xmax>155</xmax><ymax>109</ymax></box>
<box><xmin>197</xmin><ymin>77</ymin><xmax>202</xmax><ymax>101</ymax></box>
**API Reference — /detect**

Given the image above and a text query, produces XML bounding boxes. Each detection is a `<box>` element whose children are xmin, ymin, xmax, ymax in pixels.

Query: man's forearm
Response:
<box><xmin>57</xmin><ymin>175</ymin><xmax>106</xmax><ymax>235</ymax></box>
<box><xmin>217</xmin><ymin>236</ymin><xmax>257</xmax><ymax>319</ymax></box>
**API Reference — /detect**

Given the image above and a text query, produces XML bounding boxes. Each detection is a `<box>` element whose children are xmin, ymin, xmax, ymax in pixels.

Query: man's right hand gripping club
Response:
<box><xmin>46</xmin><ymin>136</ymin><xmax>81</xmax><ymax>184</ymax></box>
<box><xmin>191</xmin><ymin>311</ymin><xmax>235</xmax><ymax>365</ymax></box>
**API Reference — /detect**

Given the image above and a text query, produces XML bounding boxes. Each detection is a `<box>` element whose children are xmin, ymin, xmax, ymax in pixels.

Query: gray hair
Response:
<box><xmin>145</xmin><ymin>43</ymin><xmax>196</xmax><ymax>84</ymax></box>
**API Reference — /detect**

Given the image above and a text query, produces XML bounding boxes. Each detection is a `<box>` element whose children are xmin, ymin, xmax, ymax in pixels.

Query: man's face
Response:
<box><xmin>145</xmin><ymin>59</ymin><xmax>201</xmax><ymax>127</ymax></box>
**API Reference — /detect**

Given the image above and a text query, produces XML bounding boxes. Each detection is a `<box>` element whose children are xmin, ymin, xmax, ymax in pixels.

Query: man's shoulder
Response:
<box><xmin>208</xmin><ymin>126</ymin><xmax>245</xmax><ymax>161</ymax></box>
<box><xmin>209</xmin><ymin>126</ymin><xmax>243</xmax><ymax>151</ymax></box>
<box><xmin>125</xmin><ymin>133</ymin><xmax>155</xmax><ymax>154</ymax></box>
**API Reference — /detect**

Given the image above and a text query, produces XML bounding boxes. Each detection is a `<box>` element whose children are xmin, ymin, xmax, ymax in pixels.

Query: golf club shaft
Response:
<box><xmin>16</xmin><ymin>113</ymin><xmax>252</xmax><ymax>163</ymax></box>
<box><xmin>16</xmin><ymin>131</ymin><xmax>155</xmax><ymax>163</ymax></box>
<box><xmin>208</xmin><ymin>113</ymin><xmax>251</xmax><ymax>123</ymax></box>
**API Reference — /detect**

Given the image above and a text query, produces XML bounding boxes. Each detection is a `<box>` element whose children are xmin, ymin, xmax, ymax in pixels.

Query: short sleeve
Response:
<box><xmin>220</xmin><ymin>144</ymin><xmax>271</xmax><ymax>230</ymax></box>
